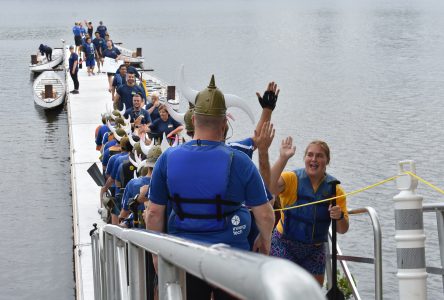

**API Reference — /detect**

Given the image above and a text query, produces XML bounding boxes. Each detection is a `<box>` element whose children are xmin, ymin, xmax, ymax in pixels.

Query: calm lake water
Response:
<box><xmin>1</xmin><ymin>0</ymin><xmax>443</xmax><ymax>298</ymax></box>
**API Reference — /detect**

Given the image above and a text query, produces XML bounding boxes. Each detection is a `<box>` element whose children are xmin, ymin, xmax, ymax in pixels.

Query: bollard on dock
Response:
<box><xmin>393</xmin><ymin>160</ymin><xmax>427</xmax><ymax>300</ymax></box>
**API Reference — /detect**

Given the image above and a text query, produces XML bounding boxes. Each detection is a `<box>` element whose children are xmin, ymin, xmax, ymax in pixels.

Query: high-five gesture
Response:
<box><xmin>279</xmin><ymin>136</ymin><xmax>296</xmax><ymax>160</ymax></box>
<box><xmin>256</xmin><ymin>81</ymin><xmax>280</xmax><ymax>111</ymax></box>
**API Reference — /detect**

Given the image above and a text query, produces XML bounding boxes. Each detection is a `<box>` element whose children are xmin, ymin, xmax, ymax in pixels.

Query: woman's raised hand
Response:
<box><xmin>279</xmin><ymin>136</ymin><xmax>296</xmax><ymax>160</ymax></box>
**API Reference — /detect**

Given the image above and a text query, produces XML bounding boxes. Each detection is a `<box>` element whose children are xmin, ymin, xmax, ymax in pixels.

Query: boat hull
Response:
<box><xmin>29</xmin><ymin>48</ymin><xmax>64</xmax><ymax>73</ymax></box>
<box><xmin>33</xmin><ymin>71</ymin><xmax>66</xmax><ymax>109</ymax></box>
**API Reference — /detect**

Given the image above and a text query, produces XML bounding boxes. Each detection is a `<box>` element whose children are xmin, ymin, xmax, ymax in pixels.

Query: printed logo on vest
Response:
<box><xmin>231</xmin><ymin>215</ymin><xmax>240</xmax><ymax>226</ymax></box>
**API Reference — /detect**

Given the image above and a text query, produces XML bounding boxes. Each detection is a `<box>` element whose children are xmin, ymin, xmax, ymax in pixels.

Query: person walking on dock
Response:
<box><xmin>147</xmin><ymin>75</ymin><xmax>275</xmax><ymax>300</ymax></box>
<box><xmin>82</xmin><ymin>37</ymin><xmax>96</xmax><ymax>76</ymax></box>
<box><xmin>97</xmin><ymin>21</ymin><xmax>108</xmax><ymax>39</ymax></box>
<box><xmin>92</xmin><ymin>31</ymin><xmax>105</xmax><ymax>73</ymax></box>
<box><xmin>68</xmin><ymin>45</ymin><xmax>79</xmax><ymax>94</ymax></box>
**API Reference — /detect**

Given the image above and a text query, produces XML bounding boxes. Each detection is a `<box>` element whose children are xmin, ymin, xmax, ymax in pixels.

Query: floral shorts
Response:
<box><xmin>270</xmin><ymin>230</ymin><xmax>326</xmax><ymax>275</ymax></box>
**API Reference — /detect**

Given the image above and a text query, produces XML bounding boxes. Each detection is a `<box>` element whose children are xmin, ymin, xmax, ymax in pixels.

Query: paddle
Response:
<box><xmin>87</xmin><ymin>163</ymin><xmax>106</xmax><ymax>187</ymax></box>
<box><xmin>326</xmin><ymin>180</ymin><xmax>345</xmax><ymax>300</ymax></box>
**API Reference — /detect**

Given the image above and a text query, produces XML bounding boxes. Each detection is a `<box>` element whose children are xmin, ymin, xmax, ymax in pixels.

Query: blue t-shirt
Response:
<box><xmin>101</xmin><ymin>143</ymin><xmax>116</xmax><ymax>168</ymax></box>
<box><xmin>92</xmin><ymin>37</ymin><xmax>105</xmax><ymax>54</ymax></box>
<box><xmin>112</xmin><ymin>153</ymin><xmax>129</xmax><ymax>180</ymax></box>
<box><xmin>97</xmin><ymin>25</ymin><xmax>107</xmax><ymax>38</ymax></box>
<box><xmin>149</xmin><ymin>116</ymin><xmax>181</xmax><ymax>138</ymax></box>
<box><xmin>145</xmin><ymin>103</ymin><xmax>160</xmax><ymax>121</ymax></box>
<box><xmin>106</xmin><ymin>152</ymin><xmax>124</xmax><ymax>179</ymax></box>
<box><xmin>227</xmin><ymin>138</ymin><xmax>255</xmax><ymax>159</ymax></box>
<box><xmin>112</xmin><ymin>73</ymin><xmax>126</xmax><ymax>88</ymax></box>
<box><xmin>68</xmin><ymin>53</ymin><xmax>79</xmax><ymax>72</ymax></box>
<box><xmin>122</xmin><ymin>177</ymin><xmax>151</xmax><ymax>211</ymax></box>
<box><xmin>116</xmin><ymin>84</ymin><xmax>146</xmax><ymax>111</ymax></box>
<box><xmin>148</xmin><ymin>140</ymin><xmax>268</xmax><ymax>249</ymax></box>
<box><xmin>124</xmin><ymin>108</ymin><xmax>152</xmax><ymax>125</ymax></box>
<box><xmin>96</xmin><ymin>125</ymin><xmax>110</xmax><ymax>148</ymax></box>
<box><xmin>103</xmin><ymin>47</ymin><xmax>121</xmax><ymax>59</ymax></box>
<box><xmin>72</xmin><ymin>26</ymin><xmax>81</xmax><ymax>36</ymax></box>
<box><xmin>80</xmin><ymin>27</ymin><xmax>86</xmax><ymax>36</ymax></box>
<box><xmin>82</xmin><ymin>42</ymin><xmax>95</xmax><ymax>58</ymax></box>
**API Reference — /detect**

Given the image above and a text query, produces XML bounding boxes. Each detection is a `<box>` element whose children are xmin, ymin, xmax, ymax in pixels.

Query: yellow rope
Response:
<box><xmin>405</xmin><ymin>171</ymin><xmax>444</xmax><ymax>195</ymax></box>
<box><xmin>273</xmin><ymin>171</ymin><xmax>444</xmax><ymax>212</ymax></box>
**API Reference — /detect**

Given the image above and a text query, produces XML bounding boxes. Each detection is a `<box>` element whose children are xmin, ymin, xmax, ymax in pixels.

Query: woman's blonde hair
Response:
<box><xmin>304</xmin><ymin>140</ymin><xmax>331</xmax><ymax>164</ymax></box>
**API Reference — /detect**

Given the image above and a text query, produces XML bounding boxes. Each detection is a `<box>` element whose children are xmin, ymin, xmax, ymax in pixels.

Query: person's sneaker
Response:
<box><xmin>71</xmin><ymin>90</ymin><xmax>79</xmax><ymax>94</ymax></box>
<box><xmin>69</xmin><ymin>90</ymin><xmax>76</xmax><ymax>94</ymax></box>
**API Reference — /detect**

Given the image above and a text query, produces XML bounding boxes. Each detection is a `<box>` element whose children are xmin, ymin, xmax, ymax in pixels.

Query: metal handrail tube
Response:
<box><xmin>102</xmin><ymin>225</ymin><xmax>325</xmax><ymax>300</ymax></box>
<box><xmin>422</xmin><ymin>203</ymin><xmax>444</xmax><ymax>212</ymax></box>
<box><xmin>422</xmin><ymin>202</ymin><xmax>444</xmax><ymax>293</ymax></box>
<box><xmin>348</xmin><ymin>207</ymin><xmax>383</xmax><ymax>300</ymax></box>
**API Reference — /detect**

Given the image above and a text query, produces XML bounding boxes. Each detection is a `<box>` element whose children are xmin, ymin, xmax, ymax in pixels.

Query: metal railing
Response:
<box><xmin>91</xmin><ymin>224</ymin><xmax>325</xmax><ymax>300</ymax></box>
<box><xmin>325</xmin><ymin>206</ymin><xmax>382</xmax><ymax>300</ymax></box>
<box><xmin>422</xmin><ymin>202</ymin><xmax>444</xmax><ymax>293</ymax></box>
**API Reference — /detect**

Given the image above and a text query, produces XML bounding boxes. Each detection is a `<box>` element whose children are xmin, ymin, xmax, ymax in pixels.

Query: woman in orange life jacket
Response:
<box><xmin>269</xmin><ymin>138</ymin><xmax>349</xmax><ymax>285</ymax></box>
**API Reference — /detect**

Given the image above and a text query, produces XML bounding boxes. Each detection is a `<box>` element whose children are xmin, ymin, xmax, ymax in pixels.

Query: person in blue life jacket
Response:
<box><xmin>82</xmin><ymin>37</ymin><xmax>96</xmax><ymax>76</ymax></box>
<box><xmin>146</xmin><ymin>75</ymin><xmax>275</xmax><ymax>300</ymax></box>
<box><xmin>180</xmin><ymin>82</ymin><xmax>280</xmax><ymax>250</ymax></box>
<box><xmin>269</xmin><ymin>138</ymin><xmax>349</xmax><ymax>285</ymax></box>
<box><xmin>38</xmin><ymin>44</ymin><xmax>52</xmax><ymax>61</ymax></box>
<box><xmin>92</xmin><ymin>31</ymin><xmax>105</xmax><ymax>72</ymax></box>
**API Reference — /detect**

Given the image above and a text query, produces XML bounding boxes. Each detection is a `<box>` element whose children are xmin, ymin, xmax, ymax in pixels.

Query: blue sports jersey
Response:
<box><xmin>116</xmin><ymin>84</ymin><xmax>146</xmax><ymax>111</ymax></box>
<box><xmin>149</xmin><ymin>140</ymin><xmax>268</xmax><ymax>249</ymax></box>
<box><xmin>227</xmin><ymin>138</ymin><xmax>255</xmax><ymax>159</ymax></box>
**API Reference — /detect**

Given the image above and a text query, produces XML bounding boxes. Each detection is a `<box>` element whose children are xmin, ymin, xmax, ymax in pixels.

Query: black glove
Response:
<box><xmin>258</xmin><ymin>90</ymin><xmax>278</xmax><ymax>110</ymax></box>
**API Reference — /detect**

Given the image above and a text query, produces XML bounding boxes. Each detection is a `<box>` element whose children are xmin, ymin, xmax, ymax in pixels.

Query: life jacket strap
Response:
<box><xmin>170</xmin><ymin>193</ymin><xmax>240</xmax><ymax>221</ymax></box>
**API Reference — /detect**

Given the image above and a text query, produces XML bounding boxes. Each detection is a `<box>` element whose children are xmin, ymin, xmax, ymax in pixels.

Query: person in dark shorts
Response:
<box><xmin>72</xmin><ymin>22</ymin><xmax>82</xmax><ymax>53</ymax></box>
<box><xmin>92</xmin><ymin>31</ymin><xmax>105</xmax><ymax>72</ymax></box>
<box><xmin>84</xmin><ymin>20</ymin><xmax>93</xmax><ymax>37</ymax></box>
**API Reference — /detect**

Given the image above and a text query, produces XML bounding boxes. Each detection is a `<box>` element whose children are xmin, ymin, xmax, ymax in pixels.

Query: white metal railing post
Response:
<box><xmin>394</xmin><ymin>160</ymin><xmax>427</xmax><ymax>300</ymax></box>
<box><xmin>115</xmin><ymin>238</ymin><xmax>128</xmax><ymax>300</ymax></box>
<box><xmin>128</xmin><ymin>242</ymin><xmax>147</xmax><ymax>300</ymax></box>
<box><xmin>91</xmin><ymin>228</ymin><xmax>102</xmax><ymax>300</ymax></box>
<box><xmin>158</xmin><ymin>256</ymin><xmax>183</xmax><ymax>300</ymax></box>
<box><xmin>436</xmin><ymin>210</ymin><xmax>444</xmax><ymax>292</ymax></box>
<box><xmin>104</xmin><ymin>232</ymin><xmax>116</xmax><ymax>300</ymax></box>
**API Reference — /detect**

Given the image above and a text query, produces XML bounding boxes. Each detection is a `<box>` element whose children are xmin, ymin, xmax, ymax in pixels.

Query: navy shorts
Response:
<box><xmin>270</xmin><ymin>230</ymin><xmax>326</xmax><ymax>275</ymax></box>
<box><xmin>86</xmin><ymin>56</ymin><xmax>95</xmax><ymax>67</ymax></box>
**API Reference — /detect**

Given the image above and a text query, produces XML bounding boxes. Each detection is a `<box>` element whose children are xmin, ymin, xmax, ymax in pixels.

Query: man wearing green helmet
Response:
<box><xmin>147</xmin><ymin>75</ymin><xmax>275</xmax><ymax>300</ymax></box>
